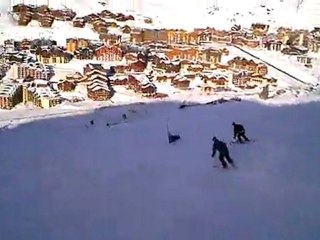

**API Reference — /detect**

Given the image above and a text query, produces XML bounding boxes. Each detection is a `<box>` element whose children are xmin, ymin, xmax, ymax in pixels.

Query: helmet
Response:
<box><xmin>212</xmin><ymin>136</ymin><xmax>217</xmax><ymax>141</ymax></box>
<box><xmin>232</xmin><ymin>122</ymin><xmax>236</xmax><ymax>125</ymax></box>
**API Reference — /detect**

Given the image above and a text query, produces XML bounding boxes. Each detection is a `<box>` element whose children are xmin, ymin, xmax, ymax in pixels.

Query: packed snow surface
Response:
<box><xmin>1</xmin><ymin>100</ymin><xmax>320</xmax><ymax>240</ymax></box>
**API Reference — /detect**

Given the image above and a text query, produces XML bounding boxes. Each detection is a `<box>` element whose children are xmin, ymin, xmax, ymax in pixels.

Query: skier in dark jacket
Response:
<box><xmin>211</xmin><ymin>137</ymin><xmax>235</xmax><ymax>168</ymax></box>
<box><xmin>232</xmin><ymin>122</ymin><xmax>249</xmax><ymax>143</ymax></box>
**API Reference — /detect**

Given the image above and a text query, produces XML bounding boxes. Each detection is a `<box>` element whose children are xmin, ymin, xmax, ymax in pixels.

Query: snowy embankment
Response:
<box><xmin>0</xmin><ymin>100</ymin><xmax>320</xmax><ymax>240</ymax></box>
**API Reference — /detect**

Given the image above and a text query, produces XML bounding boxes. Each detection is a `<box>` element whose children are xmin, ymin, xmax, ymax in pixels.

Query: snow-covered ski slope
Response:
<box><xmin>1</xmin><ymin>100</ymin><xmax>320</xmax><ymax>240</ymax></box>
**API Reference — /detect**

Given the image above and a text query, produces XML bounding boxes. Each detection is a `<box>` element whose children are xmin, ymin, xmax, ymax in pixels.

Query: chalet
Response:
<box><xmin>167</xmin><ymin>30</ymin><xmax>190</xmax><ymax>44</ymax></box>
<box><xmin>171</xmin><ymin>75</ymin><xmax>190</xmax><ymax>90</ymax></box>
<box><xmin>30</xmin><ymin>39</ymin><xmax>57</xmax><ymax>51</ymax></box>
<box><xmin>95</xmin><ymin>45</ymin><xmax>123</xmax><ymax>61</ymax></box>
<box><xmin>99</xmin><ymin>33</ymin><xmax>122</xmax><ymax>45</ymax></box>
<box><xmin>92</xmin><ymin>19</ymin><xmax>108</xmax><ymax>34</ymax></box>
<box><xmin>66</xmin><ymin>38</ymin><xmax>90</xmax><ymax>53</ymax></box>
<box><xmin>156</xmin><ymin>60</ymin><xmax>181</xmax><ymax>73</ymax></box>
<box><xmin>12</xmin><ymin>62</ymin><xmax>54</xmax><ymax>80</ymax></box>
<box><xmin>166</xmin><ymin>47</ymin><xmax>198</xmax><ymax>61</ymax></box>
<box><xmin>297</xmin><ymin>55</ymin><xmax>312</xmax><ymax>65</ymax></box>
<box><xmin>144</xmin><ymin>17</ymin><xmax>153</xmax><ymax>24</ymax></box>
<box><xmin>200</xmin><ymin>73</ymin><xmax>229</xmax><ymax>88</ymax></box>
<box><xmin>36</xmin><ymin>47</ymin><xmax>73</xmax><ymax>64</ymax></box>
<box><xmin>115</xmin><ymin>13</ymin><xmax>126</xmax><ymax>22</ymax></box>
<box><xmin>281</xmin><ymin>47</ymin><xmax>301</xmax><ymax>55</ymax></box>
<box><xmin>216</xmin><ymin>63</ymin><xmax>229</xmax><ymax>70</ymax></box>
<box><xmin>142</xmin><ymin>29</ymin><xmax>169</xmax><ymax>43</ymax></box>
<box><xmin>83</xmin><ymin>63</ymin><xmax>105</xmax><ymax>75</ymax></box>
<box><xmin>250</xmin><ymin>74</ymin><xmax>268</xmax><ymax>86</ymax></box>
<box><xmin>126</xmin><ymin>15</ymin><xmax>135</xmax><ymax>21</ymax></box>
<box><xmin>128</xmin><ymin>74</ymin><xmax>156</xmax><ymax>96</ymax></box>
<box><xmin>251</xmin><ymin>23</ymin><xmax>269</xmax><ymax>36</ymax></box>
<box><xmin>148</xmin><ymin>51</ymin><xmax>168</xmax><ymax>64</ymax></box>
<box><xmin>81</xmin><ymin>69</ymin><xmax>108</xmax><ymax>82</ymax></box>
<box><xmin>74</xmin><ymin>47</ymin><xmax>95</xmax><ymax>60</ymax></box>
<box><xmin>243</xmin><ymin>38</ymin><xmax>260</xmax><ymax>48</ymax></box>
<box><xmin>112</xmin><ymin>65</ymin><xmax>128</xmax><ymax>73</ymax></box>
<box><xmin>83</xmin><ymin>13</ymin><xmax>100</xmax><ymax>23</ymax></box>
<box><xmin>65</xmin><ymin>72</ymin><xmax>83</xmax><ymax>83</ymax></box>
<box><xmin>99</xmin><ymin>10</ymin><xmax>116</xmax><ymax>19</ymax></box>
<box><xmin>87</xmin><ymin>79</ymin><xmax>112</xmax><ymax>101</ymax></box>
<box><xmin>232</xmin><ymin>71</ymin><xmax>252</xmax><ymax>87</ymax></box>
<box><xmin>52</xmin><ymin>9</ymin><xmax>76</xmax><ymax>21</ymax></box>
<box><xmin>121</xmin><ymin>25</ymin><xmax>132</xmax><ymax>34</ymax></box>
<box><xmin>140</xmin><ymin>82</ymin><xmax>157</xmax><ymax>96</ymax></box>
<box><xmin>18</xmin><ymin>11</ymin><xmax>33</xmax><ymax>26</ymax></box>
<box><xmin>16</xmin><ymin>39</ymin><xmax>32</xmax><ymax>50</ymax></box>
<box><xmin>12</xmin><ymin>4</ymin><xmax>32</xmax><ymax>13</ymax></box>
<box><xmin>124</xmin><ymin>53</ymin><xmax>139</xmax><ymax>63</ymax></box>
<box><xmin>73</xmin><ymin>17</ymin><xmax>86</xmax><ymax>28</ymax></box>
<box><xmin>227</xmin><ymin>57</ymin><xmax>268</xmax><ymax>76</ymax></box>
<box><xmin>263</xmin><ymin>40</ymin><xmax>283</xmax><ymax>51</ymax></box>
<box><xmin>198</xmin><ymin>48</ymin><xmax>222</xmax><ymax>64</ymax></box>
<box><xmin>156</xmin><ymin>73</ymin><xmax>177</xmax><ymax>83</ymax></box>
<box><xmin>127</xmin><ymin>60</ymin><xmax>146</xmax><ymax>72</ymax></box>
<box><xmin>202</xmin><ymin>85</ymin><xmax>215</xmax><ymax>94</ymax></box>
<box><xmin>32</xmin><ymin>87</ymin><xmax>61</xmax><ymax>109</ymax></box>
<box><xmin>0</xmin><ymin>82</ymin><xmax>23</xmax><ymax>110</ymax></box>
<box><xmin>38</xmin><ymin>13</ymin><xmax>55</xmax><ymax>27</ymax></box>
<box><xmin>57</xmin><ymin>80</ymin><xmax>76</xmax><ymax>92</ymax></box>
<box><xmin>256</xmin><ymin>64</ymin><xmax>268</xmax><ymax>76</ymax></box>
<box><xmin>307</xmin><ymin>39</ymin><xmax>320</xmax><ymax>53</ymax></box>
<box><xmin>4</xmin><ymin>39</ymin><xmax>15</xmax><ymax>52</ymax></box>
<box><xmin>108</xmin><ymin>75</ymin><xmax>128</xmax><ymax>85</ymax></box>
<box><xmin>130</xmin><ymin>30</ymin><xmax>143</xmax><ymax>44</ymax></box>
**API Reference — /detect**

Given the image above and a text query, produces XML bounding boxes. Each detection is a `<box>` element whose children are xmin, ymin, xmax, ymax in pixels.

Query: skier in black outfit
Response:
<box><xmin>232</xmin><ymin>122</ymin><xmax>249</xmax><ymax>143</ymax></box>
<box><xmin>211</xmin><ymin>137</ymin><xmax>235</xmax><ymax>168</ymax></box>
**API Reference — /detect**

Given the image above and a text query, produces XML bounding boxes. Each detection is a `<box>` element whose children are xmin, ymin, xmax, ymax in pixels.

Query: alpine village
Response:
<box><xmin>0</xmin><ymin>2</ymin><xmax>318</xmax><ymax>110</ymax></box>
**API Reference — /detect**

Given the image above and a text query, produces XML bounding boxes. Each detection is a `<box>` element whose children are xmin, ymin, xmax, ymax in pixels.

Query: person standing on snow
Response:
<box><xmin>232</xmin><ymin>122</ymin><xmax>249</xmax><ymax>143</ymax></box>
<box><xmin>211</xmin><ymin>137</ymin><xmax>235</xmax><ymax>168</ymax></box>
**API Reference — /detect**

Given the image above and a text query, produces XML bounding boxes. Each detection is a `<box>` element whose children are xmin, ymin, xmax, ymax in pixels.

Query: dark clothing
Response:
<box><xmin>212</xmin><ymin>139</ymin><xmax>234</xmax><ymax>168</ymax></box>
<box><xmin>233</xmin><ymin>123</ymin><xmax>249</xmax><ymax>143</ymax></box>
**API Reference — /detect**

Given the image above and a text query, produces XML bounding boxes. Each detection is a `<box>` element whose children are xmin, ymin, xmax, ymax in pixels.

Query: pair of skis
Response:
<box><xmin>212</xmin><ymin>164</ymin><xmax>238</xmax><ymax>169</ymax></box>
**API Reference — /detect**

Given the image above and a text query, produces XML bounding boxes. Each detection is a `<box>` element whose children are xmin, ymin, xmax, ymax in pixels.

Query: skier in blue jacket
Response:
<box><xmin>212</xmin><ymin>137</ymin><xmax>235</xmax><ymax>168</ymax></box>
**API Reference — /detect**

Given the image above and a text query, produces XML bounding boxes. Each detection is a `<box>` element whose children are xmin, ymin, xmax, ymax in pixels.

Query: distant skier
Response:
<box><xmin>211</xmin><ymin>137</ymin><xmax>235</xmax><ymax>168</ymax></box>
<box><xmin>122</xmin><ymin>114</ymin><xmax>127</xmax><ymax>120</ymax></box>
<box><xmin>90</xmin><ymin>120</ymin><xmax>94</xmax><ymax>125</ymax></box>
<box><xmin>232</xmin><ymin>122</ymin><xmax>249</xmax><ymax>143</ymax></box>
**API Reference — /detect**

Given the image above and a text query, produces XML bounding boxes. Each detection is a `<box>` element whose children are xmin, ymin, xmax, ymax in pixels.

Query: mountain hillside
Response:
<box><xmin>1</xmin><ymin>0</ymin><xmax>319</xmax><ymax>30</ymax></box>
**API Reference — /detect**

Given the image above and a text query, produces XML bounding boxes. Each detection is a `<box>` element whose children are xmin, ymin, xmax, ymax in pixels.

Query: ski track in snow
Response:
<box><xmin>0</xmin><ymin>101</ymin><xmax>320</xmax><ymax>240</ymax></box>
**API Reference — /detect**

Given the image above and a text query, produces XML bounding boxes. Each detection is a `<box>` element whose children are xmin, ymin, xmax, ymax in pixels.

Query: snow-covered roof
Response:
<box><xmin>86</xmin><ymin>69</ymin><xmax>106</xmax><ymax>76</ymax></box>
<box><xmin>87</xmin><ymin>80</ymin><xmax>110</xmax><ymax>92</ymax></box>
<box><xmin>33</xmin><ymin>79</ymin><xmax>49</xmax><ymax>86</ymax></box>
<box><xmin>109</xmin><ymin>75</ymin><xmax>127</xmax><ymax>81</ymax></box>
<box><xmin>33</xmin><ymin>87</ymin><xmax>61</xmax><ymax>100</ymax></box>
<box><xmin>87</xmin><ymin>74</ymin><xmax>108</xmax><ymax>81</ymax></box>
<box><xmin>107</xmin><ymin>28</ymin><xmax>123</xmax><ymax>36</ymax></box>
<box><xmin>0</xmin><ymin>82</ymin><xmax>21</xmax><ymax>97</ymax></box>
<box><xmin>131</xmin><ymin>74</ymin><xmax>150</xmax><ymax>85</ymax></box>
